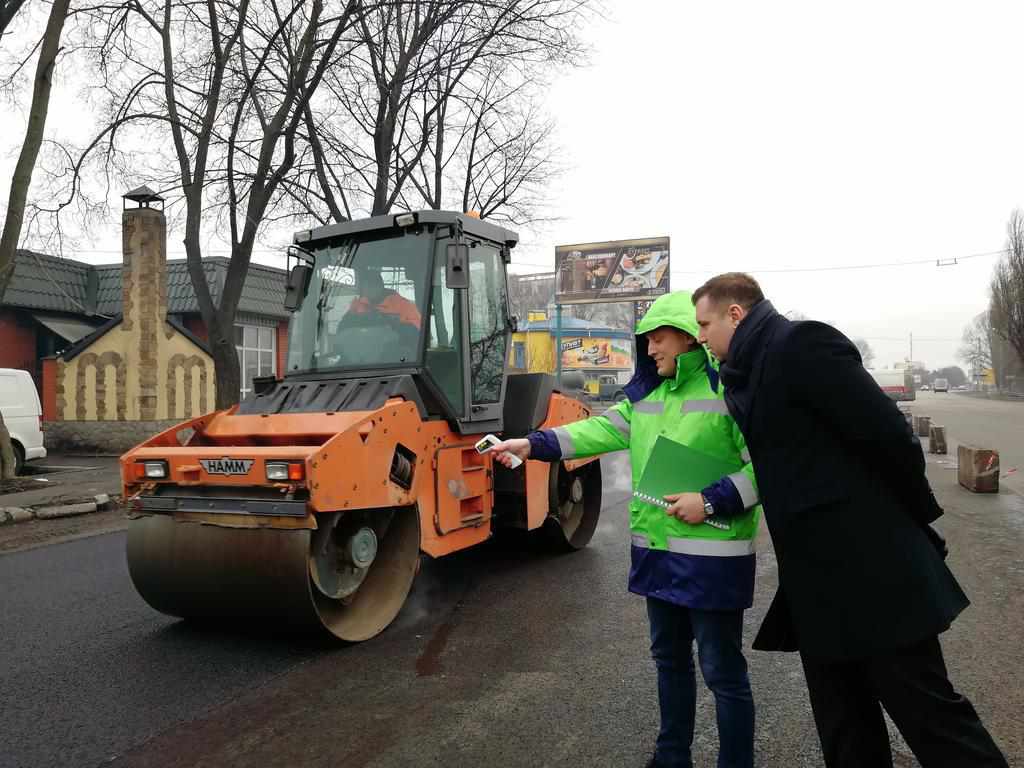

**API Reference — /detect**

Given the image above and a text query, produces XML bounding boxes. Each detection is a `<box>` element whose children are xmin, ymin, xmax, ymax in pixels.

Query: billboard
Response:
<box><xmin>555</xmin><ymin>237</ymin><xmax>670</xmax><ymax>305</ymax></box>
<box><xmin>560</xmin><ymin>337</ymin><xmax>633</xmax><ymax>369</ymax></box>
<box><xmin>633</xmin><ymin>299</ymin><xmax>655</xmax><ymax>327</ymax></box>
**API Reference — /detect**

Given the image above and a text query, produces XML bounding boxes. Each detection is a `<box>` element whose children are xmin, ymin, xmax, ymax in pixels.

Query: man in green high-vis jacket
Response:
<box><xmin>492</xmin><ymin>291</ymin><xmax>761</xmax><ymax>768</ymax></box>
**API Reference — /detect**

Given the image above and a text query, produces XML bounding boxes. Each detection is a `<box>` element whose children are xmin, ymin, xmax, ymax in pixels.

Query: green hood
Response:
<box><xmin>636</xmin><ymin>290</ymin><xmax>700</xmax><ymax>339</ymax></box>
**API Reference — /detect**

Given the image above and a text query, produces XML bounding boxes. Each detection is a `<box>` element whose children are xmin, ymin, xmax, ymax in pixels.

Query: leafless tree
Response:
<box><xmin>852</xmin><ymin>337</ymin><xmax>875</xmax><ymax>368</ymax></box>
<box><xmin>990</xmin><ymin>209</ymin><xmax>1024</xmax><ymax>369</ymax></box>
<box><xmin>301</xmin><ymin>0</ymin><xmax>589</xmax><ymax>222</ymax></box>
<box><xmin>0</xmin><ymin>0</ymin><xmax>69</xmax><ymax>303</ymax></box>
<box><xmin>60</xmin><ymin>0</ymin><xmax>361</xmax><ymax>407</ymax></box>
<box><xmin>0</xmin><ymin>0</ymin><xmax>69</xmax><ymax>479</ymax></box>
<box><xmin>0</xmin><ymin>0</ymin><xmax>28</xmax><ymax>41</ymax></box>
<box><xmin>957</xmin><ymin>312</ymin><xmax>992</xmax><ymax>384</ymax></box>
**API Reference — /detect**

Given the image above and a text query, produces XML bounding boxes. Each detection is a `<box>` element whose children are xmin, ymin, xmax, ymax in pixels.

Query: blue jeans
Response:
<box><xmin>646</xmin><ymin>597</ymin><xmax>755</xmax><ymax>768</ymax></box>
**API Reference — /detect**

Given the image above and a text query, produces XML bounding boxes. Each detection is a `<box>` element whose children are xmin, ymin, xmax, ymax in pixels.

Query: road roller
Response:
<box><xmin>122</xmin><ymin>211</ymin><xmax>602</xmax><ymax>641</ymax></box>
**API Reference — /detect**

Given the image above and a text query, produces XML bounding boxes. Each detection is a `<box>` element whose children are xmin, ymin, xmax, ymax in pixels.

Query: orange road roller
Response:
<box><xmin>122</xmin><ymin>211</ymin><xmax>602</xmax><ymax>641</ymax></box>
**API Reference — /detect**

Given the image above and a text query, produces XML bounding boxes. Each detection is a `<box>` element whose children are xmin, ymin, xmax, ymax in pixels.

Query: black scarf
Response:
<box><xmin>719</xmin><ymin>300</ymin><xmax>782</xmax><ymax>435</ymax></box>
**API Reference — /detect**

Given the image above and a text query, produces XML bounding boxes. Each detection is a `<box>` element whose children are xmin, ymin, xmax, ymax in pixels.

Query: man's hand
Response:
<box><xmin>664</xmin><ymin>492</ymin><xmax>707</xmax><ymax>525</ymax></box>
<box><xmin>487</xmin><ymin>438</ymin><xmax>531</xmax><ymax>468</ymax></box>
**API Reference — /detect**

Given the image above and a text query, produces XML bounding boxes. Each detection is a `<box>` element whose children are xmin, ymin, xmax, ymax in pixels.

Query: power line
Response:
<box><xmin>510</xmin><ymin>248</ymin><xmax>1007</xmax><ymax>274</ymax></box>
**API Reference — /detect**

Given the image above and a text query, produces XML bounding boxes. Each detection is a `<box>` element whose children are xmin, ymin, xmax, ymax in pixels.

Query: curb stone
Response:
<box><xmin>0</xmin><ymin>494</ymin><xmax>117</xmax><ymax>526</ymax></box>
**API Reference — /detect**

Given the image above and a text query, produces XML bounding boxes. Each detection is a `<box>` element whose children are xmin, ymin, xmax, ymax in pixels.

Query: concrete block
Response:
<box><xmin>915</xmin><ymin>415</ymin><xmax>931</xmax><ymax>438</ymax></box>
<box><xmin>2</xmin><ymin>507</ymin><xmax>34</xmax><ymax>524</ymax></box>
<box><xmin>94</xmin><ymin>493</ymin><xmax>112</xmax><ymax>509</ymax></box>
<box><xmin>928</xmin><ymin>425</ymin><xmax>947</xmax><ymax>455</ymax></box>
<box><xmin>958</xmin><ymin>444</ymin><xmax>999</xmax><ymax>493</ymax></box>
<box><xmin>34</xmin><ymin>502</ymin><xmax>98</xmax><ymax>520</ymax></box>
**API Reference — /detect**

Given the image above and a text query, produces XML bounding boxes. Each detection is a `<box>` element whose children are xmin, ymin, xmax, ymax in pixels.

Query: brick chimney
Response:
<box><xmin>122</xmin><ymin>185</ymin><xmax>167</xmax><ymax>420</ymax></box>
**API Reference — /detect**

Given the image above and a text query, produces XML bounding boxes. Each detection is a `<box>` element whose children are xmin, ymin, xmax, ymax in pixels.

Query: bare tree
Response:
<box><xmin>990</xmin><ymin>209</ymin><xmax>1024</xmax><ymax>368</ymax></box>
<box><xmin>957</xmin><ymin>312</ymin><xmax>992</xmax><ymax>384</ymax></box>
<box><xmin>64</xmin><ymin>0</ymin><xmax>360</xmax><ymax>407</ymax></box>
<box><xmin>852</xmin><ymin>338</ymin><xmax>875</xmax><ymax>368</ymax></box>
<box><xmin>0</xmin><ymin>0</ymin><xmax>69</xmax><ymax>302</ymax></box>
<box><xmin>0</xmin><ymin>0</ymin><xmax>28</xmax><ymax>40</ymax></box>
<box><xmin>302</xmin><ymin>0</ymin><xmax>589</xmax><ymax>222</ymax></box>
<box><xmin>0</xmin><ymin>0</ymin><xmax>69</xmax><ymax>480</ymax></box>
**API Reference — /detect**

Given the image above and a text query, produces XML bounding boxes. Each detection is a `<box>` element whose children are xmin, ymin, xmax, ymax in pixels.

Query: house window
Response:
<box><xmin>235</xmin><ymin>323</ymin><xmax>276</xmax><ymax>398</ymax></box>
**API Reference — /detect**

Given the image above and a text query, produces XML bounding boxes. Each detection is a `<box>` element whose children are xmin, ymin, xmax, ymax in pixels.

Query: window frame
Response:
<box><xmin>235</xmin><ymin>322</ymin><xmax>277</xmax><ymax>399</ymax></box>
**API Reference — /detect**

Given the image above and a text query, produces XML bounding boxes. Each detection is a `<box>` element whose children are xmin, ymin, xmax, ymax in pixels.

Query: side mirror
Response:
<box><xmin>446</xmin><ymin>243</ymin><xmax>469</xmax><ymax>289</ymax></box>
<box><xmin>284</xmin><ymin>263</ymin><xmax>313</xmax><ymax>312</ymax></box>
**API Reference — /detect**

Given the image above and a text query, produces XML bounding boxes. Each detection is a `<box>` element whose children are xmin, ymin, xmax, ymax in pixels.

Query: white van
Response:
<box><xmin>0</xmin><ymin>368</ymin><xmax>47</xmax><ymax>474</ymax></box>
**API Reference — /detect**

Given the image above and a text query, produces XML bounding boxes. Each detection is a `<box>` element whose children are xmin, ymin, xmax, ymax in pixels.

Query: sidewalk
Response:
<box><xmin>0</xmin><ymin>455</ymin><xmax>123</xmax><ymax>524</ymax></box>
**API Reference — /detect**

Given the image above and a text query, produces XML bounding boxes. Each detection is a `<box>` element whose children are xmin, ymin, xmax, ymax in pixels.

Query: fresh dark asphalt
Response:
<box><xmin>2</xmin><ymin>423</ymin><xmax>1023</xmax><ymax>767</ymax></box>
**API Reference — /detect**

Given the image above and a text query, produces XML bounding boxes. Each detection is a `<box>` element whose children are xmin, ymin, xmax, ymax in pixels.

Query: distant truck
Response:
<box><xmin>593</xmin><ymin>373</ymin><xmax>627</xmax><ymax>402</ymax></box>
<box><xmin>868</xmin><ymin>369</ymin><xmax>916</xmax><ymax>402</ymax></box>
<box><xmin>933</xmin><ymin>378</ymin><xmax>949</xmax><ymax>393</ymax></box>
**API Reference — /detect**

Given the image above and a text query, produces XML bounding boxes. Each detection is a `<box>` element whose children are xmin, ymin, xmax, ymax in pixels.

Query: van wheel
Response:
<box><xmin>12</xmin><ymin>442</ymin><xmax>25</xmax><ymax>476</ymax></box>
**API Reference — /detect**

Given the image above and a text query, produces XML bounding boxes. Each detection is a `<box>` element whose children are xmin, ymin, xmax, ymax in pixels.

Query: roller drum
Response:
<box><xmin>126</xmin><ymin>508</ymin><xmax>420</xmax><ymax>642</ymax></box>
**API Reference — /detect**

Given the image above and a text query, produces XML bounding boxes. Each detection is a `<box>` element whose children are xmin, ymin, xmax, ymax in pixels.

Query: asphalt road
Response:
<box><xmin>2</xmin><ymin>415</ymin><xmax>1023</xmax><ymax>767</ymax></box>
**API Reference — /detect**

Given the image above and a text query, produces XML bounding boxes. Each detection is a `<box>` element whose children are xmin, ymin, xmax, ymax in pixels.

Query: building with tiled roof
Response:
<box><xmin>1</xmin><ymin>249</ymin><xmax>290</xmax><ymax>403</ymax></box>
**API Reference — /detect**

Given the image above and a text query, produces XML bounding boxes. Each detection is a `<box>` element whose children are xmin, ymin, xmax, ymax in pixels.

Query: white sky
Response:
<box><xmin>4</xmin><ymin>0</ymin><xmax>1024</xmax><ymax>369</ymax></box>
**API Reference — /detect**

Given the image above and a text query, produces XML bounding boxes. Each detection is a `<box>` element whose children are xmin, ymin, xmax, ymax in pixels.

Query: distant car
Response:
<box><xmin>954</xmin><ymin>384</ymin><xmax>969</xmax><ymax>391</ymax></box>
<box><xmin>920</xmin><ymin>384</ymin><xmax>930</xmax><ymax>391</ymax></box>
<box><xmin>933</xmin><ymin>378</ymin><xmax>949</xmax><ymax>393</ymax></box>
<box><xmin>0</xmin><ymin>368</ymin><xmax>46</xmax><ymax>475</ymax></box>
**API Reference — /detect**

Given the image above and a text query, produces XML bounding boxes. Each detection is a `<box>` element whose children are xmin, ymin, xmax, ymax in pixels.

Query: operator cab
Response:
<box><xmin>262</xmin><ymin>211</ymin><xmax>518</xmax><ymax>434</ymax></box>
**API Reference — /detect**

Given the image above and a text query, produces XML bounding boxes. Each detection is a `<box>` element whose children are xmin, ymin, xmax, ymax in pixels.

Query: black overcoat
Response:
<box><xmin>728</xmin><ymin>313</ymin><xmax>968</xmax><ymax>661</ymax></box>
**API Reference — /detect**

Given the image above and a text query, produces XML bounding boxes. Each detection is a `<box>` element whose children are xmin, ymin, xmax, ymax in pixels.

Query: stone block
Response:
<box><xmin>928</xmin><ymin>425</ymin><xmax>947</xmax><ymax>455</ymax></box>
<box><xmin>915</xmin><ymin>415</ymin><xmax>931</xmax><ymax>438</ymax></box>
<box><xmin>958</xmin><ymin>444</ymin><xmax>999</xmax><ymax>493</ymax></box>
<box><xmin>1</xmin><ymin>507</ymin><xmax>33</xmax><ymax>524</ymax></box>
<box><xmin>34</xmin><ymin>502</ymin><xmax>98</xmax><ymax>519</ymax></box>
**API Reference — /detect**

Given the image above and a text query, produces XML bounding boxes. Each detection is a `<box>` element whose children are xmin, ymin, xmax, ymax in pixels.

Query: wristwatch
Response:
<box><xmin>702</xmin><ymin>496</ymin><xmax>715</xmax><ymax>517</ymax></box>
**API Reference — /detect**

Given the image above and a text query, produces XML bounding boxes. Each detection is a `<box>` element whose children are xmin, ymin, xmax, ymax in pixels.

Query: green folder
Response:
<box><xmin>633</xmin><ymin>436</ymin><xmax>742</xmax><ymax>531</ymax></box>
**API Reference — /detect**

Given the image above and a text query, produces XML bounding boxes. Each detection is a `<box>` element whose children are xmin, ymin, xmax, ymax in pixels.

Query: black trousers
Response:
<box><xmin>800</xmin><ymin>635</ymin><xmax>1007</xmax><ymax>768</ymax></box>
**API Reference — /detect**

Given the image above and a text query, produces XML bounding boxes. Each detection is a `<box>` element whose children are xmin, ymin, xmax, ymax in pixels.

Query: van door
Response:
<box><xmin>0</xmin><ymin>369</ymin><xmax>46</xmax><ymax>465</ymax></box>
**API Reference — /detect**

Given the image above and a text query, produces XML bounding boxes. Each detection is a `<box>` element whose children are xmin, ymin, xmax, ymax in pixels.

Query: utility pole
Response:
<box><xmin>910</xmin><ymin>332</ymin><xmax>913</xmax><ymax>364</ymax></box>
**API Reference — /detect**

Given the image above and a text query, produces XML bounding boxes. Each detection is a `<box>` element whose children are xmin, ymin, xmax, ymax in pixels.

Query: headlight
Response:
<box><xmin>266</xmin><ymin>461</ymin><xmax>304</xmax><ymax>481</ymax></box>
<box><xmin>265</xmin><ymin>462</ymin><xmax>290</xmax><ymax>481</ymax></box>
<box><xmin>134</xmin><ymin>460</ymin><xmax>168</xmax><ymax>479</ymax></box>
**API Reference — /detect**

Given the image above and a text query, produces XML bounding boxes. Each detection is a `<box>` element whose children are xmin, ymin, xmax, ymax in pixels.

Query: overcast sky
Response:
<box><xmin>5</xmin><ymin>0</ymin><xmax>1024</xmax><ymax>370</ymax></box>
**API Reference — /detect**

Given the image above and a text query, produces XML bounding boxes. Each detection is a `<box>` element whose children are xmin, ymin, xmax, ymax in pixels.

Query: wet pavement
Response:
<box><xmin>1</xmin><ymin>403</ymin><xmax>1022</xmax><ymax>766</ymax></box>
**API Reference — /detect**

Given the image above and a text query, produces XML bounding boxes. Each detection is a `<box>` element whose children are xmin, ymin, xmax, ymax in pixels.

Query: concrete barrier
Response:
<box><xmin>958</xmin><ymin>444</ymin><xmax>1000</xmax><ymax>493</ymax></box>
<box><xmin>928</xmin><ymin>425</ymin><xmax>947</xmax><ymax>455</ymax></box>
<box><xmin>915</xmin><ymin>415</ymin><xmax>931</xmax><ymax>438</ymax></box>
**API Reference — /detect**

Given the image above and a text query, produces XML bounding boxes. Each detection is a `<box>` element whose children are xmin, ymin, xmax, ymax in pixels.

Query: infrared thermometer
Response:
<box><xmin>474</xmin><ymin>434</ymin><xmax>523</xmax><ymax>468</ymax></box>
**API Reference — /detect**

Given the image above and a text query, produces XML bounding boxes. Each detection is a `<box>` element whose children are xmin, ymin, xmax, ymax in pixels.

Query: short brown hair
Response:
<box><xmin>692</xmin><ymin>272</ymin><xmax>764</xmax><ymax>310</ymax></box>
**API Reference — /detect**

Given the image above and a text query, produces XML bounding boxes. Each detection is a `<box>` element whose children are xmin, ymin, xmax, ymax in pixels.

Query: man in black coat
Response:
<box><xmin>692</xmin><ymin>272</ymin><xmax>1007</xmax><ymax>768</ymax></box>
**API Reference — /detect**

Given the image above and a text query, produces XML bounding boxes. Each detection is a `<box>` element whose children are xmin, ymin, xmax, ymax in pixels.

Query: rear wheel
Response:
<box><xmin>542</xmin><ymin>459</ymin><xmax>602</xmax><ymax>550</ymax></box>
<box><xmin>12</xmin><ymin>442</ymin><xmax>24</xmax><ymax>476</ymax></box>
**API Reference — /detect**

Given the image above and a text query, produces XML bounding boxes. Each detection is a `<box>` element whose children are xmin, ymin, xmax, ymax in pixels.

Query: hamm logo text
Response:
<box><xmin>199</xmin><ymin>458</ymin><xmax>255</xmax><ymax>476</ymax></box>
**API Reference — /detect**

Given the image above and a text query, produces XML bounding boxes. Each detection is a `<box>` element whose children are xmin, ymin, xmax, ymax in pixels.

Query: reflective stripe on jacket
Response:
<box><xmin>553</xmin><ymin>346</ymin><xmax>761</xmax><ymax>610</ymax></box>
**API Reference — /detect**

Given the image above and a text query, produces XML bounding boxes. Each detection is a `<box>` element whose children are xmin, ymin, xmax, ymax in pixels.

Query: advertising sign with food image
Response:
<box><xmin>560</xmin><ymin>337</ymin><xmax>633</xmax><ymax>369</ymax></box>
<box><xmin>555</xmin><ymin>236</ymin><xmax>669</xmax><ymax>304</ymax></box>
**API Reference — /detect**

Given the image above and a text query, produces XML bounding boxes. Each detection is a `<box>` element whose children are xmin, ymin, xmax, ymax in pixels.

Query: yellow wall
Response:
<box><xmin>56</xmin><ymin>322</ymin><xmax>215</xmax><ymax>422</ymax></box>
<box><xmin>509</xmin><ymin>331</ymin><xmax>557</xmax><ymax>373</ymax></box>
<box><xmin>55</xmin><ymin>206</ymin><xmax>216</xmax><ymax>423</ymax></box>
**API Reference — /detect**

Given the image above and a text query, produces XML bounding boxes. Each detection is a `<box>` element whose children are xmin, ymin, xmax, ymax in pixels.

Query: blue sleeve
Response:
<box><xmin>527</xmin><ymin>430</ymin><xmax>562</xmax><ymax>462</ymax></box>
<box><xmin>700</xmin><ymin>476</ymin><xmax>744</xmax><ymax>519</ymax></box>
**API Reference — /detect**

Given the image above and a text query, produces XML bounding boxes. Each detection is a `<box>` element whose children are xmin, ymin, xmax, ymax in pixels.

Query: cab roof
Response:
<box><xmin>294</xmin><ymin>211</ymin><xmax>519</xmax><ymax>249</ymax></box>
